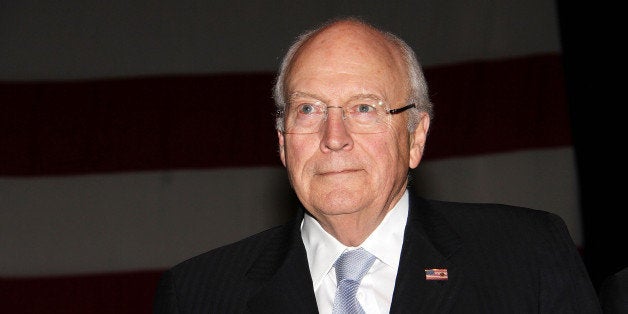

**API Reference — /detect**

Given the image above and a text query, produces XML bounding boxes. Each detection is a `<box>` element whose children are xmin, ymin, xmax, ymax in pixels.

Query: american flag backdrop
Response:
<box><xmin>1</xmin><ymin>1</ymin><xmax>622</xmax><ymax>313</ymax></box>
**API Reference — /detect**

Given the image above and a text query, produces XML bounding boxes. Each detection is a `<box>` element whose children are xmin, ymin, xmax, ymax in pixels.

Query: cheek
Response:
<box><xmin>374</xmin><ymin>133</ymin><xmax>410</xmax><ymax>175</ymax></box>
<box><xmin>284</xmin><ymin>139</ymin><xmax>317</xmax><ymax>176</ymax></box>
<box><xmin>357</xmin><ymin>137</ymin><xmax>397</xmax><ymax>174</ymax></box>
<box><xmin>285</xmin><ymin>140</ymin><xmax>310</xmax><ymax>162</ymax></box>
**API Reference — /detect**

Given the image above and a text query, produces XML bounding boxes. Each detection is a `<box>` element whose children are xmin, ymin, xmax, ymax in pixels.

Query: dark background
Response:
<box><xmin>558</xmin><ymin>1</ymin><xmax>627</xmax><ymax>288</ymax></box>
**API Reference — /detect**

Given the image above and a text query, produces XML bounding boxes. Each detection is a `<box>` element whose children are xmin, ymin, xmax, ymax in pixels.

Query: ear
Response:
<box><xmin>409</xmin><ymin>113</ymin><xmax>430</xmax><ymax>169</ymax></box>
<box><xmin>278</xmin><ymin>130</ymin><xmax>287</xmax><ymax>167</ymax></box>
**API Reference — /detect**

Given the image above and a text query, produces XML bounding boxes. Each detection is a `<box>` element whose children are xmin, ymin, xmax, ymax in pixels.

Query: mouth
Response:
<box><xmin>317</xmin><ymin>169</ymin><xmax>361</xmax><ymax>176</ymax></box>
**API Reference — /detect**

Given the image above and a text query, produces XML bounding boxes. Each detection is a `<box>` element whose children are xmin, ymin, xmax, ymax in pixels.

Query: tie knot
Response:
<box><xmin>335</xmin><ymin>248</ymin><xmax>376</xmax><ymax>283</ymax></box>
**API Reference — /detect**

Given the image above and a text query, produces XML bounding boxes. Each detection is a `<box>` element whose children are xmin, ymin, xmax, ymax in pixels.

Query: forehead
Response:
<box><xmin>286</xmin><ymin>22</ymin><xmax>407</xmax><ymax>98</ymax></box>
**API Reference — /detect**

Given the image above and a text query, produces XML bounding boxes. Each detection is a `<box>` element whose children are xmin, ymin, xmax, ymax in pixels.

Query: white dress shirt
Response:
<box><xmin>300</xmin><ymin>191</ymin><xmax>409</xmax><ymax>314</ymax></box>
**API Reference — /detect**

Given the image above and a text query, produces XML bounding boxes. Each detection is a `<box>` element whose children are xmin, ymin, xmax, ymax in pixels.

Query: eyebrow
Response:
<box><xmin>288</xmin><ymin>92</ymin><xmax>383</xmax><ymax>103</ymax></box>
<box><xmin>347</xmin><ymin>93</ymin><xmax>383</xmax><ymax>102</ymax></box>
<box><xmin>288</xmin><ymin>91</ymin><xmax>322</xmax><ymax>101</ymax></box>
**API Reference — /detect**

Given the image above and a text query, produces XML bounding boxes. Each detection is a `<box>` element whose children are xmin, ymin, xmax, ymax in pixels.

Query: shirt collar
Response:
<box><xmin>300</xmin><ymin>190</ymin><xmax>409</xmax><ymax>289</ymax></box>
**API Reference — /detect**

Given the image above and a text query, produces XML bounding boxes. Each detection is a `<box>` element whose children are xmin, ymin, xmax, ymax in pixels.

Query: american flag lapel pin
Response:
<box><xmin>425</xmin><ymin>268</ymin><xmax>448</xmax><ymax>280</ymax></box>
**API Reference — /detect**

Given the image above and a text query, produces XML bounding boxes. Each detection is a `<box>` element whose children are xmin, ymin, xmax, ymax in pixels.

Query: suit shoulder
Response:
<box><xmin>425</xmin><ymin>198</ymin><xmax>562</xmax><ymax>223</ymax></box>
<box><xmin>420</xmin><ymin>198</ymin><xmax>569</xmax><ymax>240</ymax></box>
<box><xmin>168</xmin><ymin>222</ymin><xmax>291</xmax><ymax>279</ymax></box>
<box><xmin>154</xmin><ymin>219</ymin><xmax>300</xmax><ymax>312</ymax></box>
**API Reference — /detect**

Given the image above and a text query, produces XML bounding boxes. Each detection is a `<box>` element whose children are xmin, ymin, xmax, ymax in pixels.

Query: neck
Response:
<box><xmin>325</xmin><ymin>214</ymin><xmax>383</xmax><ymax>246</ymax></box>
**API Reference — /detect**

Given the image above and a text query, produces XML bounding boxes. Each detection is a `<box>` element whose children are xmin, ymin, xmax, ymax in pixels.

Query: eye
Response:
<box><xmin>298</xmin><ymin>103</ymin><xmax>316</xmax><ymax>115</ymax></box>
<box><xmin>356</xmin><ymin>104</ymin><xmax>376</xmax><ymax>113</ymax></box>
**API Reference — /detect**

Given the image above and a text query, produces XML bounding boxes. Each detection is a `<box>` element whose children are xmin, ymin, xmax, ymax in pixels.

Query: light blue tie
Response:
<box><xmin>332</xmin><ymin>248</ymin><xmax>376</xmax><ymax>314</ymax></box>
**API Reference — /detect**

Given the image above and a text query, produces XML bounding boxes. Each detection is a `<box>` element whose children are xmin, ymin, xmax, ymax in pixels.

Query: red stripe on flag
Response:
<box><xmin>0</xmin><ymin>270</ymin><xmax>164</xmax><ymax>314</ymax></box>
<box><xmin>0</xmin><ymin>54</ymin><xmax>569</xmax><ymax>176</ymax></box>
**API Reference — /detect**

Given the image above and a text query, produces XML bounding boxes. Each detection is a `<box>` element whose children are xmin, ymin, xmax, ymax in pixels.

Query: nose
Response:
<box><xmin>320</xmin><ymin>107</ymin><xmax>354</xmax><ymax>152</ymax></box>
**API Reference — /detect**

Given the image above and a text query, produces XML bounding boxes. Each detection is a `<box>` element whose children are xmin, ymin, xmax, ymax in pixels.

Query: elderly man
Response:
<box><xmin>154</xmin><ymin>18</ymin><xmax>600</xmax><ymax>313</ymax></box>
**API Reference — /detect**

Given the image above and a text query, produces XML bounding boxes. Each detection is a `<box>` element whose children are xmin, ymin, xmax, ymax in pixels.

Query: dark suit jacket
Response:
<box><xmin>599</xmin><ymin>267</ymin><xmax>628</xmax><ymax>314</ymax></box>
<box><xmin>154</xmin><ymin>194</ymin><xmax>601</xmax><ymax>313</ymax></box>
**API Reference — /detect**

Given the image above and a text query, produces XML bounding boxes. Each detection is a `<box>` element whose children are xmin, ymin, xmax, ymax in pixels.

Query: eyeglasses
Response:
<box><xmin>282</xmin><ymin>97</ymin><xmax>416</xmax><ymax>134</ymax></box>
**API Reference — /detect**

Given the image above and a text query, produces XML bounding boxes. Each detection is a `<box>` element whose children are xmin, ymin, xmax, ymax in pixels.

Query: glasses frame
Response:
<box><xmin>280</xmin><ymin>103</ymin><xmax>417</xmax><ymax>134</ymax></box>
<box><xmin>385</xmin><ymin>103</ymin><xmax>416</xmax><ymax>115</ymax></box>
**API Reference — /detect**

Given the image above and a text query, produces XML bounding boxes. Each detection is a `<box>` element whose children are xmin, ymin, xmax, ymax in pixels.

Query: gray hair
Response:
<box><xmin>273</xmin><ymin>17</ymin><xmax>433</xmax><ymax>132</ymax></box>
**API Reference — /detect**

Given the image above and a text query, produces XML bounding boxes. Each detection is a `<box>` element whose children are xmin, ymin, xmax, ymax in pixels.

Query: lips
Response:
<box><xmin>316</xmin><ymin>168</ymin><xmax>361</xmax><ymax>176</ymax></box>
<box><xmin>311</xmin><ymin>158</ymin><xmax>364</xmax><ymax>176</ymax></box>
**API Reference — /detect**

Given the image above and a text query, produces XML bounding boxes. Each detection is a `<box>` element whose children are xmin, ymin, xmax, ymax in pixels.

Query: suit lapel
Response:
<box><xmin>246</xmin><ymin>211</ymin><xmax>319</xmax><ymax>313</ymax></box>
<box><xmin>390</xmin><ymin>195</ymin><xmax>464</xmax><ymax>313</ymax></box>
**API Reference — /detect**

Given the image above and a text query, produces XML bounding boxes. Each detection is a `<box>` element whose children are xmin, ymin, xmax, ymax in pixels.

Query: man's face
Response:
<box><xmin>278</xmin><ymin>24</ymin><xmax>428</xmax><ymax>226</ymax></box>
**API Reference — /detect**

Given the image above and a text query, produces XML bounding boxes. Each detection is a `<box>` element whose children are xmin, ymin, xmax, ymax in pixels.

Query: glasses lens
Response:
<box><xmin>343</xmin><ymin>101</ymin><xmax>387</xmax><ymax>133</ymax></box>
<box><xmin>285</xmin><ymin>101</ymin><xmax>326</xmax><ymax>134</ymax></box>
<box><xmin>284</xmin><ymin>98</ymin><xmax>402</xmax><ymax>134</ymax></box>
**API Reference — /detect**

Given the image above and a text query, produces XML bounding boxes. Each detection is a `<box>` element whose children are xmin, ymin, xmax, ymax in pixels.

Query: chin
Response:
<box><xmin>313</xmin><ymin>206</ymin><xmax>362</xmax><ymax>220</ymax></box>
<box><xmin>313</xmin><ymin>188</ymin><xmax>369</xmax><ymax>215</ymax></box>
